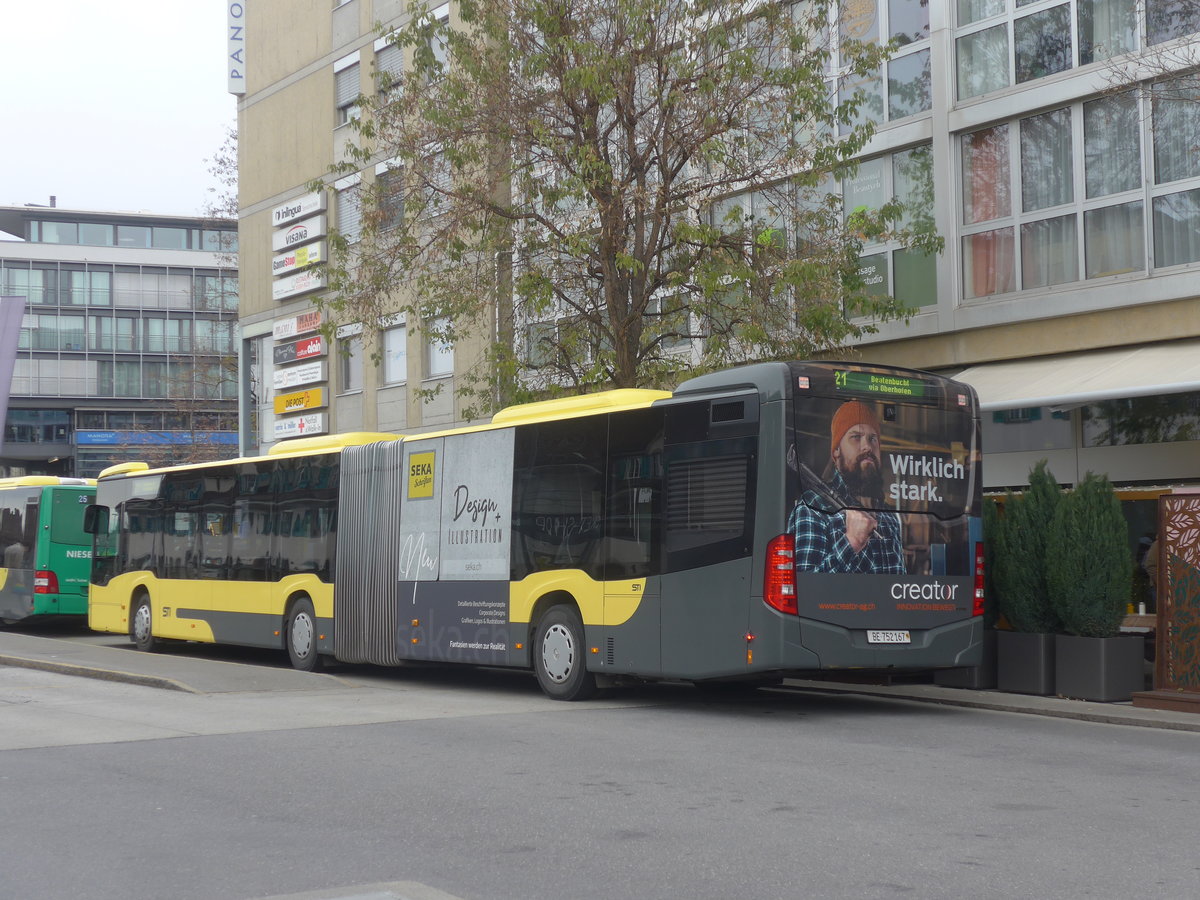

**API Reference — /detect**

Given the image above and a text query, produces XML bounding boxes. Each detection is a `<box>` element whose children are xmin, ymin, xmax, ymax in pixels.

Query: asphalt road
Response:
<box><xmin>2</xmin><ymin>638</ymin><xmax>1198</xmax><ymax>900</ymax></box>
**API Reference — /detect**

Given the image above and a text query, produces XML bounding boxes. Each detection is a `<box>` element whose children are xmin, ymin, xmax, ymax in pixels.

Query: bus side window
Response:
<box><xmin>512</xmin><ymin>417</ymin><xmax>608</xmax><ymax>580</ymax></box>
<box><xmin>1</xmin><ymin>490</ymin><xmax>31</xmax><ymax>568</ymax></box>
<box><xmin>662</xmin><ymin>399</ymin><xmax>758</xmax><ymax>573</ymax></box>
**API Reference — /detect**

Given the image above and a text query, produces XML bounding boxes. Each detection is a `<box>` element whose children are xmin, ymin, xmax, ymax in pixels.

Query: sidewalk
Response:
<box><xmin>2</xmin><ymin>628</ymin><xmax>1199</xmax><ymax>731</ymax></box>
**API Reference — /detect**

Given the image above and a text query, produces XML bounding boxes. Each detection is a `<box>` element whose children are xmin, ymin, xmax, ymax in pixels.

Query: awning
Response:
<box><xmin>952</xmin><ymin>340</ymin><xmax>1200</xmax><ymax>411</ymax></box>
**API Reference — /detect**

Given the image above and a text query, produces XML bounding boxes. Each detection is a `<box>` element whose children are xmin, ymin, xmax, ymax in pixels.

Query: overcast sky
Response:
<box><xmin>3</xmin><ymin>2</ymin><xmax>237</xmax><ymax>218</ymax></box>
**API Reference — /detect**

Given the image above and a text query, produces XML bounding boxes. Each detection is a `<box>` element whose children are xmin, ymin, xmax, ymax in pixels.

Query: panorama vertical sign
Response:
<box><xmin>227</xmin><ymin>2</ymin><xmax>245</xmax><ymax>94</ymax></box>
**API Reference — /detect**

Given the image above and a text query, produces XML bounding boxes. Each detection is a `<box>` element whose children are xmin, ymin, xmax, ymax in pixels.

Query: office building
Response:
<box><xmin>234</xmin><ymin>1</ymin><xmax>1200</xmax><ymax>513</ymax></box>
<box><xmin>0</xmin><ymin>203</ymin><xmax>239</xmax><ymax>478</ymax></box>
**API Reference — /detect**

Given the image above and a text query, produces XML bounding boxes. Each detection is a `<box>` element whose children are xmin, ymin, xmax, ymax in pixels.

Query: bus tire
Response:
<box><xmin>286</xmin><ymin>597</ymin><xmax>321</xmax><ymax>672</ymax></box>
<box><xmin>130</xmin><ymin>594</ymin><xmax>160</xmax><ymax>653</ymax></box>
<box><xmin>533</xmin><ymin>605</ymin><xmax>596</xmax><ymax>701</ymax></box>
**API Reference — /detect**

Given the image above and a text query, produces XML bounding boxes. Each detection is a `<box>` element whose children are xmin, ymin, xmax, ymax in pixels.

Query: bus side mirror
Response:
<box><xmin>84</xmin><ymin>505</ymin><xmax>110</xmax><ymax>535</ymax></box>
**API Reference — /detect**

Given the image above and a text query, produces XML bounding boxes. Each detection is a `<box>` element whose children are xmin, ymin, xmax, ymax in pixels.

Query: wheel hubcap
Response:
<box><xmin>291</xmin><ymin>613</ymin><xmax>313</xmax><ymax>659</ymax></box>
<box><xmin>133</xmin><ymin>604</ymin><xmax>151</xmax><ymax>643</ymax></box>
<box><xmin>541</xmin><ymin>623</ymin><xmax>575</xmax><ymax>684</ymax></box>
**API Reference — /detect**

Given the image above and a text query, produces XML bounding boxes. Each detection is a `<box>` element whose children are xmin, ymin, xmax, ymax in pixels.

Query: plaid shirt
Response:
<box><xmin>788</xmin><ymin>470</ymin><xmax>906</xmax><ymax>574</ymax></box>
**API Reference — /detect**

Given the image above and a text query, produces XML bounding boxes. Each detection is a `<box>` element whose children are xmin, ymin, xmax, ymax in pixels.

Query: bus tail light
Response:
<box><xmin>972</xmin><ymin>542</ymin><xmax>985</xmax><ymax>617</ymax></box>
<box><xmin>764</xmin><ymin>535</ymin><xmax>797</xmax><ymax>616</ymax></box>
<box><xmin>34</xmin><ymin>570</ymin><xmax>59</xmax><ymax>594</ymax></box>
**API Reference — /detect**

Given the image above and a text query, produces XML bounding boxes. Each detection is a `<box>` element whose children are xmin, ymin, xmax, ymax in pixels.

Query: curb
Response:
<box><xmin>783</xmin><ymin>680</ymin><xmax>1200</xmax><ymax>734</ymax></box>
<box><xmin>0</xmin><ymin>654</ymin><xmax>198</xmax><ymax>693</ymax></box>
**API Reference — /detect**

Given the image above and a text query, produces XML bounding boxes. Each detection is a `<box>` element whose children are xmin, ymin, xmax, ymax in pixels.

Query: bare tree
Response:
<box><xmin>313</xmin><ymin>0</ymin><xmax>940</xmax><ymax>415</ymax></box>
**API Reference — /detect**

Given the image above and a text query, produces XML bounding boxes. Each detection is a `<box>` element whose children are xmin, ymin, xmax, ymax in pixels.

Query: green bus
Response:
<box><xmin>88</xmin><ymin>361</ymin><xmax>984</xmax><ymax>699</ymax></box>
<box><xmin>0</xmin><ymin>476</ymin><xmax>97</xmax><ymax>624</ymax></box>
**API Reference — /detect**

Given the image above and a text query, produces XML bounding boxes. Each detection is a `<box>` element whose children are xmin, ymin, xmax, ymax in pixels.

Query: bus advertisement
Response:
<box><xmin>86</xmin><ymin>361</ymin><xmax>984</xmax><ymax>699</ymax></box>
<box><xmin>1</xmin><ymin>476</ymin><xmax>97</xmax><ymax>624</ymax></box>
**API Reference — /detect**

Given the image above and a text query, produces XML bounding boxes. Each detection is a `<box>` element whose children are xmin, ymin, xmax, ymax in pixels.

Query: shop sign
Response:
<box><xmin>273</xmin><ymin>413</ymin><xmax>326</xmax><ymax>440</ymax></box>
<box><xmin>272</xmin><ymin>192</ymin><xmax>326</xmax><ymax>227</ymax></box>
<box><xmin>273</xmin><ymin>335</ymin><xmax>326</xmax><ymax>366</ymax></box>
<box><xmin>272</xmin><ymin>242</ymin><xmax>325</xmax><ymax>277</ymax></box>
<box><xmin>272</xmin><ymin>311</ymin><xmax>323</xmax><ymax>341</ymax></box>
<box><xmin>271</xmin><ymin>215</ymin><xmax>327</xmax><ymax>252</ymax></box>
<box><xmin>272</xmin><ymin>359</ymin><xmax>326</xmax><ymax>390</ymax></box>
<box><xmin>273</xmin><ymin>388</ymin><xmax>326</xmax><ymax>415</ymax></box>
<box><xmin>273</xmin><ymin>267</ymin><xmax>326</xmax><ymax>302</ymax></box>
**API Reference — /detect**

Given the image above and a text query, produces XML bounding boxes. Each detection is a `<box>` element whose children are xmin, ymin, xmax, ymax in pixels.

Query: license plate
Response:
<box><xmin>867</xmin><ymin>630</ymin><xmax>911</xmax><ymax>644</ymax></box>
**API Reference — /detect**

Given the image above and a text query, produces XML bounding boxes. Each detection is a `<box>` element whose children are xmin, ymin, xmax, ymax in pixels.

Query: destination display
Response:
<box><xmin>834</xmin><ymin>369</ymin><xmax>927</xmax><ymax>399</ymax></box>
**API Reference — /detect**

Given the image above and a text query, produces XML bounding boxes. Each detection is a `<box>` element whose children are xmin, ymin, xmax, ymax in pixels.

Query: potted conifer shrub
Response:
<box><xmin>1047</xmin><ymin>472</ymin><xmax>1142</xmax><ymax>702</ymax></box>
<box><xmin>993</xmin><ymin>461</ymin><xmax>1061</xmax><ymax>695</ymax></box>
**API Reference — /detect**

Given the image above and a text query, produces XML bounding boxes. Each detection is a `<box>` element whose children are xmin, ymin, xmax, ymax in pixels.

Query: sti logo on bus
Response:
<box><xmin>408</xmin><ymin>452</ymin><xmax>436</xmax><ymax>499</ymax></box>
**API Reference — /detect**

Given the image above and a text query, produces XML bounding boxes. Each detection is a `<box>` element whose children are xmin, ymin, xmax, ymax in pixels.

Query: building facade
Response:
<box><xmin>234</xmin><ymin>0</ymin><xmax>1200</xmax><ymax>518</ymax></box>
<box><xmin>0</xmin><ymin>204</ymin><xmax>239</xmax><ymax>478</ymax></box>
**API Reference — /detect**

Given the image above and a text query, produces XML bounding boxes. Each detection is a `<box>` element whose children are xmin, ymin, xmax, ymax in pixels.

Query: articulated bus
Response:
<box><xmin>87</xmin><ymin>361</ymin><xmax>984</xmax><ymax>699</ymax></box>
<box><xmin>1</xmin><ymin>476</ymin><xmax>97</xmax><ymax>624</ymax></box>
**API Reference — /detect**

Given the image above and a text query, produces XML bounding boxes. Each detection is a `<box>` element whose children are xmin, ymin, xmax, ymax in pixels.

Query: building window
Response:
<box><xmin>335</xmin><ymin>55</ymin><xmax>360</xmax><ymax>125</ymax></box>
<box><xmin>429</xmin><ymin>4</ymin><xmax>451</xmax><ymax>76</ymax></box>
<box><xmin>1078</xmin><ymin>0</ymin><xmax>1138</xmax><ymax>63</ymax></box>
<box><xmin>425</xmin><ymin>317</ymin><xmax>454</xmax><ymax>378</ymax></box>
<box><xmin>339</xmin><ymin>332</ymin><xmax>363</xmax><ymax>393</ymax></box>
<box><xmin>36</xmin><ymin>221</ymin><xmax>78</xmax><ymax>244</ymax></box>
<box><xmin>955</xmin><ymin>1</ymin><xmax>1196</xmax><ymax>101</ymax></box>
<box><xmin>1152</xmin><ymin>188</ymin><xmax>1200</xmax><ymax>268</ymax></box>
<box><xmin>959</xmin><ymin>74</ymin><xmax>1200</xmax><ymax>297</ymax></box>
<box><xmin>116</xmin><ymin>225</ymin><xmax>151</xmax><ymax>248</ymax></box>
<box><xmin>336</xmin><ymin>182</ymin><xmax>362</xmax><ymax>242</ymax></box>
<box><xmin>383</xmin><ymin>322</ymin><xmax>407</xmax><ymax>383</ymax></box>
<box><xmin>1084</xmin><ymin>92</ymin><xmax>1142</xmax><ymax>198</ymax></box>
<box><xmin>375</xmin><ymin>41</ymin><xmax>403</xmax><ymax>94</ymax></box>
<box><xmin>376</xmin><ymin>167</ymin><xmax>405</xmax><ymax>231</ymax></box>
<box><xmin>1151</xmin><ymin>77</ymin><xmax>1200</xmax><ymax>186</ymax></box>
<box><xmin>1147</xmin><ymin>0</ymin><xmax>1200</xmax><ymax>44</ymax></box>
<box><xmin>152</xmin><ymin>227</ymin><xmax>189</xmax><ymax>250</ymax></box>
<box><xmin>1014</xmin><ymin>4</ymin><xmax>1073</xmax><ymax>83</ymax></box>
<box><xmin>836</xmin><ymin>1</ymin><xmax>931</xmax><ymax>130</ymax></box>
<box><xmin>956</xmin><ymin>23</ymin><xmax>1009</xmax><ymax>100</ymax></box>
<box><xmin>523</xmin><ymin>321</ymin><xmax>556</xmax><ymax>367</ymax></box>
<box><xmin>845</xmin><ymin>144</ymin><xmax>937</xmax><ymax>310</ymax></box>
<box><xmin>1083</xmin><ymin>392</ymin><xmax>1200</xmax><ymax>446</ymax></box>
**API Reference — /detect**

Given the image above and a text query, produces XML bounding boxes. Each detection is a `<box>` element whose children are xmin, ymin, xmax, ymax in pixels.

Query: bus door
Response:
<box><xmin>603</xmin><ymin>412</ymin><xmax>664</xmax><ymax>675</ymax></box>
<box><xmin>154</xmin><ymin>473</ymin><xmax>215</xmax><ymax>640</ymax></box>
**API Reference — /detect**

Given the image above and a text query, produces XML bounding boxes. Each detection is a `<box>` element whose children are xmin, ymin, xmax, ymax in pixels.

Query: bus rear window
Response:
<box><xmin>792</xmin><ymin>395</ymin><xmax>979</xmax><ymax>519</ymax></box>
<box><xmin>50</xmin><ymin>490</ymin><xmax>92</xmax><ymax>544</ymax></box>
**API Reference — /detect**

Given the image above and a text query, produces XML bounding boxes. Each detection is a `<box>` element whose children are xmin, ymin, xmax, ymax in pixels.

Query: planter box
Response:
<box><xmin>996</xmin><ymin>631</ymin><xmax>1056</xmax><ymax>696</ymax></box>
<box><xmin>935</xmin><ymin>629</ymin><xmax>997</xmax><ymax>689</ymax></box>
<box><xmin>1055</xmin><ymin>634</ymin><xmax>1145</xmax><ymax>702</ymax></box>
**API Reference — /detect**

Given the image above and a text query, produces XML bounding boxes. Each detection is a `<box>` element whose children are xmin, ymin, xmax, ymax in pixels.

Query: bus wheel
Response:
<box><xmin>130</xmin><ymin>594</ymin><xmax>159</xmax><ymax>653</ymax></box>
<box><xmin>533</xmin><ymin>606</ymin><xmax>597</xmax><ymax>701</ymax></box>
<box><xmin>286</xmin><ymin>597</ymin><xmax>320</xmax><ymax>672</ymax></box>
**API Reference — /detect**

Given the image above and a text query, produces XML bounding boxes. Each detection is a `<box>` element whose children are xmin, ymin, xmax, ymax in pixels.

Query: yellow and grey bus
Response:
<box><xmin>1</xmin><ymin>476</ymin><xmax>96</xmax><ymax>624</ymax></box>
<box><xmin>87</xmin><ymin>361</ymin><xmax>984</xmax><ymax>699</ymax></box>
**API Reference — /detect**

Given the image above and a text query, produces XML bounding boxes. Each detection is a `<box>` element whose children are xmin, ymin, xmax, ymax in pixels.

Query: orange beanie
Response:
<box><xmin>830</xmin><ymin>400</ymin><xmax>880</xmax><ymax>454</ymax></box>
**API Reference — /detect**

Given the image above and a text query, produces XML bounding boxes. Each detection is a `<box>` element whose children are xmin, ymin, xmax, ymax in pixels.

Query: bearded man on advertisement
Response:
<box><xmin>789</xmin><ymin>400</ymin><xmax>906</xmax><ymax>574</ymax></box>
